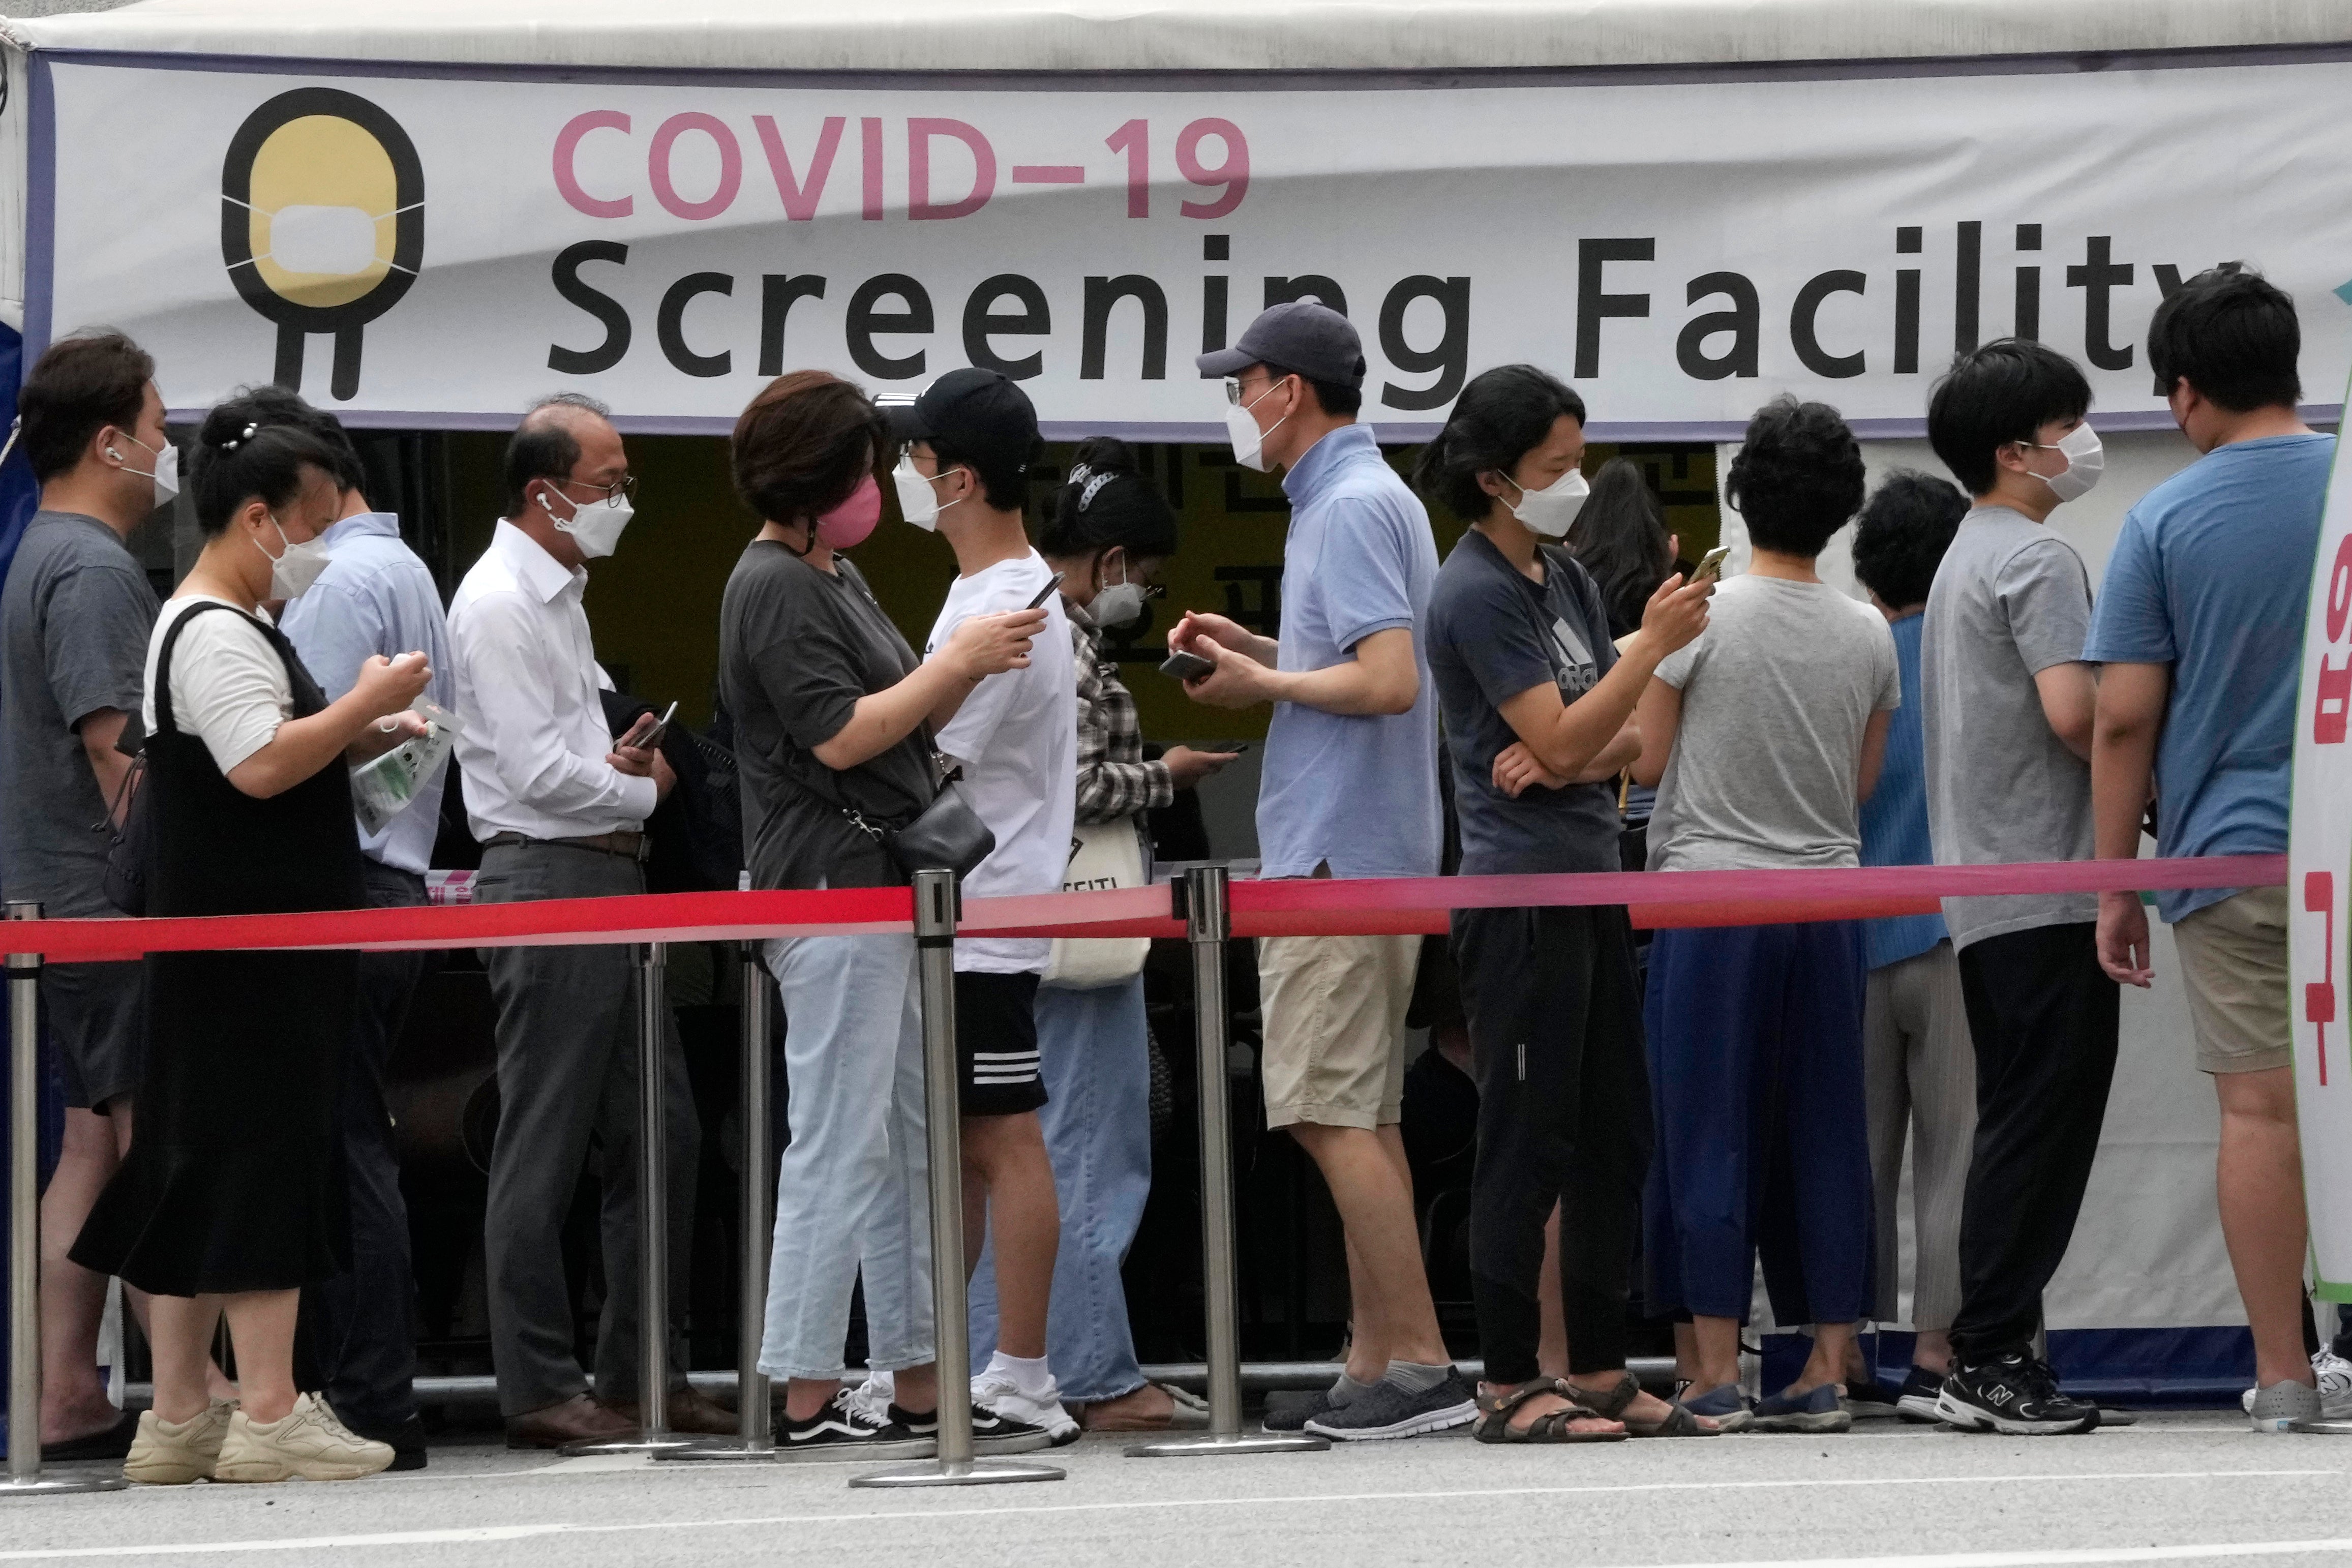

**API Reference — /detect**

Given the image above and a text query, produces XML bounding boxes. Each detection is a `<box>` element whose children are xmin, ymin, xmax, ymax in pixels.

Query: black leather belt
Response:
<box><xmin>485</xmin><ymin>830</ymin><xmax>650</xmax><ymax>862</ymax></box>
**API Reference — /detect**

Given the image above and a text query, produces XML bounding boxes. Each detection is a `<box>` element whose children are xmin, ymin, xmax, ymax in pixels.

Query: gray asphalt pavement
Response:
<box><xmin>0</xmin><ymin>1412</ymin><xmax>2346</xmax><ymax>1567</ymax></box>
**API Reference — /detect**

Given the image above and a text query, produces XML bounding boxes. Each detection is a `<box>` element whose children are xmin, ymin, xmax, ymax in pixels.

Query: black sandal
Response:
<box><xmin>1471</xmin><ymin>1378</ymin><xmax>1627</xmax><ymax>1444</ymax></box>
<box><xmin>1579</xmin><ymin>1371</ymin><xmax>1716</xmax><ymax>1437</ymax></box>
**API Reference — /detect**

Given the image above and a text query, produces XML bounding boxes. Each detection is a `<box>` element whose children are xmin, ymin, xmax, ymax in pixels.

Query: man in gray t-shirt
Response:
<box><xmin>1915</xmin><ymin>336</ymin><xmax>2119</xmax><ymax>1438</ymax></box>
<box><xmin>1921</xmin><ymin>507</ymin><xmax>2098</xmax><ymax>947</ymax></box>
<box><xmin>0</xmin><ymin>330</ymin><xmax>180</xmax><ymax>1458</ymax></box>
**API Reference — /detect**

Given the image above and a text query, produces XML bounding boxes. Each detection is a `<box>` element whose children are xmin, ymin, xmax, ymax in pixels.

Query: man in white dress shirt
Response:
<box><xmin>446</xmin><ymin>394</ymin><xmax>723</xmax><ymax>1448</ymax></box>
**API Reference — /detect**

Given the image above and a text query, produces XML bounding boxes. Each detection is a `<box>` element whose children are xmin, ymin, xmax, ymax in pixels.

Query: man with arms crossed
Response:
<box><xmin>1175</xmin><ymin>302</ymin><xmax>1461</xmax><ymax>1439</ymax></box>
<box><xmin>2086</xmin><ymin>269</ymin><xmax>2340</xmax><ymax>1430</ymax></box>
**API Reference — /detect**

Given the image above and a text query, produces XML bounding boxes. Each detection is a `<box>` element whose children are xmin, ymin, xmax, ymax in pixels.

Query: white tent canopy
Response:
<box><xmin>6</xmin><ymin>0</ymin><xmax>2352</xmax><ymax>73</ymax></box>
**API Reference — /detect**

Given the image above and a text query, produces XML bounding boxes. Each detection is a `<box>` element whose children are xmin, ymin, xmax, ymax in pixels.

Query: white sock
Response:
<box><xmin>984</xmin><ymin>1351</ymin><xmax>1057</xmax><ymax>1402</ymax></box>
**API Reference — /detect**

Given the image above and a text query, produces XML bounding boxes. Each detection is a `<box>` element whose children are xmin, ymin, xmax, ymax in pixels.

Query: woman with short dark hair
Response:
<box><xmin>718</xmin><ymin>370</ymin><xmax>1047</xmax><ymax>1455</ymax></box>
<box><xmin>1413</xmin><ymin>365</ymin><xmax>1715</xmax><ymax>1443</ymax></box>
<box><xmin>71</xmin><ymin>394</ymin><xmax>433</xmax><ymax>1484</ymax></box>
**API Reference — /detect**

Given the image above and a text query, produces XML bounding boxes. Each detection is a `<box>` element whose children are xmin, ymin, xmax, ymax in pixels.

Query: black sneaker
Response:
<box><xmin>1304</xmin><ymin>1373</ymin><xmax>1477</xmax><ymax>1441</ymax></box>
<box><xmin>1934</xmin><ymin>1353</ymin><xmax>2098</xmax><ymax>1436</ymax></box>
<box><xmin>889</xmin><ymin>1402</ymin><xmax>1055</xmax><ymax>1455</ymax></box>
<box><xmin>1263</xmin><ymin>1389</ymin><xmax>1338</xmax><ymax>1433</ymax></box>
<box><xmin>775</xmin><ymin>1389</ymin><xmax>936</xmax><ymax>1461</ymax></box>
<box><xmin>1895</xmin><ymin>1365</ymin><xmax>1947</xmax><ymax>1425</ymax></box>
<box><xmin>344</xmin><ymin>1412</ymin><xmax>429</xmax><ymax>1471</ymax></box>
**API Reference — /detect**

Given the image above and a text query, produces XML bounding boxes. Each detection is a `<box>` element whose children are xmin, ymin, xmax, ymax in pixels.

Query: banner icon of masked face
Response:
<box><xmin>221</xmin><ymin>87</ymin><xmax>424</xmax><ymax>402</ymax></box>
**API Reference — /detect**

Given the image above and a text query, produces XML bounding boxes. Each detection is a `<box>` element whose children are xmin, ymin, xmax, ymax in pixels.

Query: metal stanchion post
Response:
<box><xmin>663</xmin><ymin>945</ymin><xmax>778</xmax><ymax>1461</ymax></box>
<box><xmin>1130</xmin><ymin>865</ymin><xmax>1327</xmax><ymax>1458</ymax></box>
<box><xmin>853</xmin><ymin>869</ymin><xmax>1062</xmax><ymax>1488</ymax></box>
<box><xmin>3</xmin><ymin>901</ymin><xmax>124</xmax><ymax>1495</ymax></box>
<box><xmin>563</xmin><ymin>942</ymin><xmax>696</xmax><ymax>1456</ymax></box>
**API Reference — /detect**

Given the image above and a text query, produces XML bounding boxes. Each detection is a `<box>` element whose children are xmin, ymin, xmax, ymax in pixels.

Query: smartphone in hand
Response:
<box><xmin>1160</xmin><ymin>649</ymin><xmax>1216</xmax><ymax>681</ymax></box>
<box><xmin>621</xmin><ymin>700</ymin><xmax>679</xmax><ymax>752</ymax></box>
<box><xmin>1691</xmin><ymin>545</ymin><xmax>1732</xmax><ymax>585</ymax></box>
<box><xmin>1024</xmin><ymin>572</ymin><xmax>1066</xmax><ymax>611</ymax></box>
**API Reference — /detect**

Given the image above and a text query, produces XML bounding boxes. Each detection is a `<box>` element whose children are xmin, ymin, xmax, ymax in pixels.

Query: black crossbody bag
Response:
<box><xmin>780</xmin><ymin>739</ymin><xmax>994</xmax><ymax>883</ymax></box>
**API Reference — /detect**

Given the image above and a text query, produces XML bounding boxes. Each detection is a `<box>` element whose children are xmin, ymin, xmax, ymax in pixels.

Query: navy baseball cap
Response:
<box><xmin>1196</xmin><ymin>300</ymin><xmax>1367</xmax><ymax>387</ymax></box>
<box><xmin>882</xmin><ymin>367</ymin><xmax>1039</xmax><ymax>456</ymax></box>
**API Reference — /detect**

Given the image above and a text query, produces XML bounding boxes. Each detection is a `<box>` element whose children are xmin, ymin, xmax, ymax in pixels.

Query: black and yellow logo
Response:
<box><xmin>220</xmin><ymin>87</ymin><xmax>424</xmax><ymax>402</ymax></box>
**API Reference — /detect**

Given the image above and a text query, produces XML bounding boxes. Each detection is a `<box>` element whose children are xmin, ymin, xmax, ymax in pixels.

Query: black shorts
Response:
<box><xmin>954</xmin><ymin>970</ymin><xmax>1048</xmax><ymax>1117</ymax></box>
<box><xmin>44</xmin><ymin>959</ymin><xmax>144</xmax><ymax>1111</ymax></box>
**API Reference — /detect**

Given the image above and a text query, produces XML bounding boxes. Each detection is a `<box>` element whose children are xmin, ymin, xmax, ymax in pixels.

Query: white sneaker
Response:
<box><xmin>214</xmin><ymin>1394</ymin><xmax>396</xmax><ymax>1482</ymax></box>
<box><xmin>844</xmin><ymin>1370</ymin><xmax>895</xmax><ymax>1427</ymax></box>
<box><xmin>971</xmin><ymin>1367</ymin><xmax>1079</xmax><ymax>1447</ymax></box>
<box><xmin>123</xmin><ymin>1400</ymin><xmax>237</xmax><ymax>1485</ymax></box>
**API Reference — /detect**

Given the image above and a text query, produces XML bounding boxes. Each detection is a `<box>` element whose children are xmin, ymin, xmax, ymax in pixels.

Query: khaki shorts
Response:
<box><xmin>1257</xmin><ymin>932</ymin><xmax>1420</xmax><ymax>1129</ymax></box>
<box><xmin>2173</xmin><ymin>885</ymin><xmax>2291</xmax><ymax>1075</ymax></box>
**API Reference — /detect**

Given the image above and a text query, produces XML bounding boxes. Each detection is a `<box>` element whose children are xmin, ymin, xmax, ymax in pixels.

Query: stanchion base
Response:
<box><xmin>556</xmin><ymin>1433</ymin><xmax>703</xmax><ymax>1458</ymax></box>
<box><xmin>654</xmin><ymin>1437</ymin><xmax>780</xmax><ymax>1462</ymax></box>
<box><xmin>850</xmin><ymin>1457</ymin><xmax>1064</xmax><ymax>1488</ymax></box>
<box><xmin>1125</xmin><ymin>1432</ymin><xmax>1331</xmax><ymax>1458</ymax></box>
<box><xmin>0</xmin><ymin>1473</ymin><xmax>130</xmax><ymax>1496</ymax></box>
<box><xmin>2289</xmin><ymin>1419</ymin><xmax>2352</xmax><ymax>1435</ymax></box>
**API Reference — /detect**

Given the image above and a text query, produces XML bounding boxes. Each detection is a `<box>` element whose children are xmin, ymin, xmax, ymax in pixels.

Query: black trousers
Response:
<box><xmin>298</xmin><ymin>861</ymin><xmax>429</xmax><ymax>1429</ymax></box>
<box><xmin>1456</xmin><ymin>904</ymin><xmax>1652</xmax><ymax>1385</ymax></box>
<box><xmin>1949</xmin><ymin>922</ymin><xmax>2120</xmax><ymax>1364</ymax></box>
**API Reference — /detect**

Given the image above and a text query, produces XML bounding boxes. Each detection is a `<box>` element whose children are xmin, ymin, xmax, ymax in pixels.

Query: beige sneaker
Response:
<box><xmin>123</xmin><ymin>1400</ymin><xmax>237</xmax><ymax>1485</ymax></box>
<box><xmin>214</xmin><ymin>1394</ymin><xmax>395</xmax><ymax>1483</ymax></box>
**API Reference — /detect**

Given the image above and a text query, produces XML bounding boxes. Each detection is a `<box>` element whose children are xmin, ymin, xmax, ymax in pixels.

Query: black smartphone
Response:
<box><xmin>1024</xmin><ymin>572</ymin><xmax>1066</xmax><ymax>611</ymax></box>
<box><xmin>1160</xmin><ymin>649</ymin><xmax>1216</xmax><ymax>681</ymax></box>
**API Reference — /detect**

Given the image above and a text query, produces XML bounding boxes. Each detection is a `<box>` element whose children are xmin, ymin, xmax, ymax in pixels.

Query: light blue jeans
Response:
<box><xmin>969</xmin><ymin>975</ymin><xmax>1152</xmax><ymax>1403</ymax></box>
<box><xmin>759</xmin><ymin>933</ymin><xmax>934</xmax><ymax>1380</ymax></box>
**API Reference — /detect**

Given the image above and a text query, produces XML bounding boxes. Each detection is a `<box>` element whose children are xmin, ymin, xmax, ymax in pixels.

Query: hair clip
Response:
<box><xmin>1078</xmin><ymin>472</ymin><xmax>1115</xmax><ymax>511</ymax></box>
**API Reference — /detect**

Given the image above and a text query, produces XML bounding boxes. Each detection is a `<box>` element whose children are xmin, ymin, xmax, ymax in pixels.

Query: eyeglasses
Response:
<box><xmin>567</xmin><ymin>473</ymin><xmax>638</xmax><ymax>507</ymax></box>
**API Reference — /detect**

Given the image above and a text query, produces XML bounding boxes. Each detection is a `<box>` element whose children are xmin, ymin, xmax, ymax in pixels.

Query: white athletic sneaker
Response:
<box><xmin>213</xmin><ymin>1394</ymin><xmax>396</xmax><ymax>1482</ymax></box>
<box><xmin>123</xmin><ymin>1400</ymin><xmax>237</xmax><ymax>1485</ymax></box>
<box><xmin>971</xmin><ymin>1367</ymin><xmax>1080</xmax><ymax>1447</ymax></box>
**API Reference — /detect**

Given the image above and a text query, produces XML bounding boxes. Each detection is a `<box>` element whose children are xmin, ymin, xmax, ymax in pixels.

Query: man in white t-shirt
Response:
<box><xmin>891</xmin><ymin>369</ymin><xmax>1080</xmax><ymax>1441</ymax></box>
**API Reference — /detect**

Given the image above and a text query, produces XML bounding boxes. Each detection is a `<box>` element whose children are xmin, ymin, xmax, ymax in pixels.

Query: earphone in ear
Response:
<box><xmin>105</xmin><ymin>448</ymin><xmax>122</xmax><ymax>462</ymax></box>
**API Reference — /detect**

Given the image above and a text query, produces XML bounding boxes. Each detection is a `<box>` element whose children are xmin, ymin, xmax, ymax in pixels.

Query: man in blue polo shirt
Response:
<box><xmin>2087</xmin><ymin>268</ymin><xmax>2339</xmax><ymax>1431</ymax></box>
<box><xmin>1171</xmin><ymin>302</ymin><xmax>1458</xmax><ymax>1439</ymax></box>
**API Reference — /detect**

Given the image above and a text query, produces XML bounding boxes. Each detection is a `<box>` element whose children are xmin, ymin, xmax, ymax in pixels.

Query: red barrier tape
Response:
<box><xmin>0</xmin><ymin>855</ymin><xmax>2283</xmax><ymax>962</ymax></box>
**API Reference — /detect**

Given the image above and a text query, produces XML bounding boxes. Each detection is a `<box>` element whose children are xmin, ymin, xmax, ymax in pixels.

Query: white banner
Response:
<box><xmin>27</xmin><ymin>52</ymin><xmax>2352</xmax><ymax>436</ymax></box>
<box><xmin>2292</xmin><ymin>372</ymin><xmax>2352</xmax><ymax>1302</ymax></box>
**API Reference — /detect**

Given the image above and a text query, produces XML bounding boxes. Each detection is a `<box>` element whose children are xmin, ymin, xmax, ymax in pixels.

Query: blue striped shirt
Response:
<box><xmin>1859</xmin><ymin>610</ymin><xmax>1947</xmax><ymax>970</ymax></box>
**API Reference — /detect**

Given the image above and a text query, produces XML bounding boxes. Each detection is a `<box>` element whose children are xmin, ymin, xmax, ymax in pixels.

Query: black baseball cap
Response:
<box><xmin>882</xmin><ymin>367</ymin><xmax>1039</xmax><ymax>457</ymax></box>
<box><xmin>1195</xmin><ymin>300</ymin><xmax>1367</xmax><ymax>387</ymax></box>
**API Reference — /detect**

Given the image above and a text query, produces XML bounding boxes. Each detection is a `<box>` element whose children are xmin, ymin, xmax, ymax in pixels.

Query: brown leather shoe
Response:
<box><xmin>609</xmin><ymin>1387</ymin><xmax>739</xmax><ymax>1437</ymax></box>
<box><xmin>504</xmin><ymin>1394</ymin><xmax>634</xmax><ymax>1451</ymax></box>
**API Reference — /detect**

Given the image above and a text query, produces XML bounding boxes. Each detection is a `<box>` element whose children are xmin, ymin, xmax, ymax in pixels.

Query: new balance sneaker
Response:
<box><xmin>1753</xmin><ymin>1383</ymin><xmax>1851</xmax><ymax>1434</ymax></box>
<box><xmin>1935</xmin><ymin>1354</ymin><xmax>2098</xmax><ymax>1436</ymax></box>
<box><xmin>1263</xmin><ymin>1388</ymin><xmax>1338</xmax><ymax>1433</ymax></box>
<box><xmin>213</xmin><ymin>1395</ymin><xmax>396</xmax><ymax>1483</ymax></box>
<box><xmin>971</xmin><ymin>1368</ymin><xmax>1080</xmax><ymax>1448</ymax></box>
<box><xmin>1304</xmin><ymin>1373</ymin><xmax>1477</xmax><ymax>1441</ymax></box>
<box><xmin>775</xmin><ymin>1388</ymin><xmax>934</xmax><ymax>1462</ymax></box>
<box><xmin>889</xmin><ymin>1400</ymin><xmax>1057</xmax><ymax>1455</ymax></box>
<box><xmin>123</xmin><ymin>1399</ymin><xmax>237</xmax><ymax>1485</ymax></box>
<box><xmin>1895</xmin><ymin>1365</ymin><xmax>1948</xmax><ymax>1425</ymax></box>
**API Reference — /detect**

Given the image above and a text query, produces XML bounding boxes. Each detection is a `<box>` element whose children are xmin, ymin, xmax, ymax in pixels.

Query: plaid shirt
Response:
<box><xmin>1069</xmin><ymin>599</ymin><xmax>1173</xmax><ymax>825</ymax></box>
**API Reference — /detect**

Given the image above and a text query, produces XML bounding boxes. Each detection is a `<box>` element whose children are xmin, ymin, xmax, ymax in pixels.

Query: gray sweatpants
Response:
<box><xmin>475</xmin><ymin>840</ymin><xmax>700</xmax><ymax>1418</ymax></box>
<box><xmin>1863</xmin><ymin>939</ymin><xmax>1976</xmax><ymax>1335</ymax></box>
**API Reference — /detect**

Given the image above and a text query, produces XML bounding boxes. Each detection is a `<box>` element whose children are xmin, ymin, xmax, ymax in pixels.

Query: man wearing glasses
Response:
<box><xmin>446</xmin><ymin>393</ymin><xmax>727</xmax><ymax>1448</ymax></box>
<box><xmin>1172</xmin><ymin>304</ymin><xmax>1459</xmax><ymax>1440</ymax></box>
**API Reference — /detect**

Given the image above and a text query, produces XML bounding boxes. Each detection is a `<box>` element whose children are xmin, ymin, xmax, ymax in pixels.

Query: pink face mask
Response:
<box><xmin>815</xmin><ymin>475</ymin><xmax>882</xmax><ymax>549</ymax></box>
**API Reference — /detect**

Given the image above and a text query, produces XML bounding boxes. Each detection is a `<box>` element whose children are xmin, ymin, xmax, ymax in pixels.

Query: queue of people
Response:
<box><xmin>0</xmin><ymin>261</ymin><xmax>2332</xmax><ymax>1482</ymax></box>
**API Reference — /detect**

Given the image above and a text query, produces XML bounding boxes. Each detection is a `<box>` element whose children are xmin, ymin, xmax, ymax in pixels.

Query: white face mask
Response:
<box><xmin>1225</xmin><ymin>380</ymin><xmax>1289</xmax><ymax>473</ymax></box>
<box><xmin>1092</xmin><ymin>553</ymin><xmax>1145</xmax><ymax>626</ymax></box>
<box><xmin>891</xmin><ymin>451</ymin><xmax>965</xmax><ymax>532</ymax></box>
<box><xmin>257</xmin><ymin>513</ymin><xmax>332</xmax><ymax>599</ymax></box>
<box><xmin>1502</xmin><ymin>467</ymin><xmax>1590</xmax><ymax>539</ymax></box>
<box><xmin>543</xmin><ymin>485</ymin><xmax>634</xmax><ymax>559</ymax></box>
<box><xmin>113</xmin><ymin>432</ymin><xmax>179</xmax><ymax>507</ymax></box>
<box><xmin>2027</xmin><ymin>422</ymin><xmax>2104</xmax><ymax>503</ymax></box>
